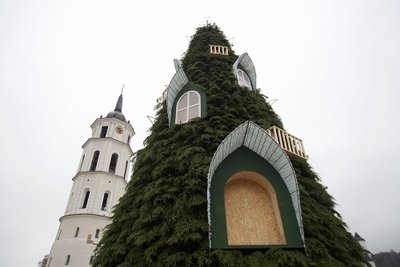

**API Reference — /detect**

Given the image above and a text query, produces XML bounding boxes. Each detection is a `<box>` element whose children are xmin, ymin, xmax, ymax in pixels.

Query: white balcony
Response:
<box><xmin>267</xmin><ymin>126</ymin><xmax>308</xmax><ymax>160</ymax></box>
<box><xmin>209</xmin><ymin>45</ymin><xmax>229</xmax><ymax>56</ymax></box>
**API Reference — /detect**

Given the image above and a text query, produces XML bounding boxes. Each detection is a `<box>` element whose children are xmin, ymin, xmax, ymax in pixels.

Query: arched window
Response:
<box><xmin>237</xmin><ymin>69</ymin><xmax>252</xmax><ymax>89</ymax></box>
<box><xmin>208</xmin><ymin>121</ymin><xmax>304</xmax><ymax>249</ymax></box>
<box><xmin>82</xmin><ymin>189</ymin><xmax>90</xmax><ymax>209</ymax></box>
<box><xmin>90</xmin><ymin>151</ymin><xmax>100</xmax><ymax>171</ymax></box>
<box><xmin>74</xmin><ymin>227</ymin><xmax>80</xmax><ymax>237</ymax></box>
<box><xmin>176</xmin><ymin>91</ymin><xmax>200</xmax><ymax>124</ymax></box>
<box><xmin>95</xmin><ymin>229</ymin><xmax>100</xmax><ymax>238</ymax></box>
<box><xmin>108</xmin><ymin>153</ymin><xmax>118</xmax><ymax>173</ymax></box>
<box><xmin>65</xmin><ymin>255</ymin><xmax>70</xmax><ymax>265</ymax></box>
<box><xmin>66</xmin><ymin>192</ymin><xmax>74</xmax><ymax>213</ymax></box>
<box><xmin>56</xmin><ymin>228</ymin><xmax>62</xmax><ymax>240</ymax></box>
<box><xmin>124</xmin><ymin>160</ymin><xmax>128</xmax><ymax>180</ymax></box>
<box><xmin>100</xmin><ymin>126</ymin><xmax>108</xmax><ymax>138</ymax></box>
<box><xmin>101</xmin><ymin>192</ymin><xmax>109</xmax><ymax>211</ymax></box>
<box><xmin>78</xmin><ymin>154</ymin><xmax>85</xmax><ymax>172</ymax></box>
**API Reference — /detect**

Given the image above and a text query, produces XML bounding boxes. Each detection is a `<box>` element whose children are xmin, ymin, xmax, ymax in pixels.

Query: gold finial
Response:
<box><xmin>121</xmin><ymin>84</ymin><xmax>125</xmax><ymax>95</ymax></box>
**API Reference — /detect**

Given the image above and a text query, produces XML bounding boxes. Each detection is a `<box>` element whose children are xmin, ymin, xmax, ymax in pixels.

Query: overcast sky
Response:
<box><xmin>1</xmin><ymin>0</ymin><xmax>399</xmax><ymax>266</ymax></box>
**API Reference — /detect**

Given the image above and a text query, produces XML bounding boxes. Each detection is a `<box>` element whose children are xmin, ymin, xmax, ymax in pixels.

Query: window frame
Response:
<box><xmin>101</xmin><ymin>192</ymin><xmax>109</xmax><ymax>211</ymax></box>
<box><xmin>108</xmin><ymin>153</ymin><xmax>118</xmax><ymax>174</ymax></box>
<box><xmin>90</xmin><ymin>151</ymin><xmax>100</xmax><ymax>172</ymax></box>
<box><xmin>236</xmin><ymin>69</ymin><xmax>252</xmax><ymax>90</ymax></box>
<box><xmin>95</xmin><ymin>229</ymin><xmax>100</xmax><ymax>238</ymax></box>
<box><xmin>74</xmin><ymin>227</ymin><xmax>80</xmax><ymax>237</ymax></box>
<box><xmin>175</xmin><ymin>91</ymin><xmax>201</xmax><ymax>124</ymax></box>
<box><xmin>81</xmin><ymin>189</ymin><xmax>90</xmax><ymax>209</ymax></box>
<box><xmin>100</xmin><ymin>126</ymin><xmax>108</xmax><ymax>138</ymax></box>
<box><xmin>65</xmin><ymin>255</ymin><xmax>70</xmax><ymax>265</ymax></box>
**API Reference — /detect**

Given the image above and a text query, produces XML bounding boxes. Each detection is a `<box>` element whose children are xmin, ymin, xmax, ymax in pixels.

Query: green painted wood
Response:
<box><xmin>210</xmin><ymin>146</ymin><xmax>303</xmax><ymax>249</ymax></box>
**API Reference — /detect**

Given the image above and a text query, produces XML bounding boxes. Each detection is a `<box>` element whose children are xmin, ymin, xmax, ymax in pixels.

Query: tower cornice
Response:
<box><xmin>81</xmin><ymin>137</ymin><xmax>134</xmax><ymax>155</ymax></box>
<box><xmin>59</xmin><ymin>213</ymin><xmax>112</xmax><ymax>222</ymax></box>
<box><xmin>91</xmin><ymin>117</ymin><xmax>135</xmax><ymax>135</ymax></box>
<box><xmin>71</xmin><ymin>170</ymin><xmax>129</xmax><ymax>184</ymax></box>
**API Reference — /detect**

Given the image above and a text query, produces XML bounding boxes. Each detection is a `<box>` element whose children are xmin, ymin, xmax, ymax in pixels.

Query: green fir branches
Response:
<box><xmin>94</xmin><ymin>24</ymin><xmax>364</xmax><ymax>267</ymax></box>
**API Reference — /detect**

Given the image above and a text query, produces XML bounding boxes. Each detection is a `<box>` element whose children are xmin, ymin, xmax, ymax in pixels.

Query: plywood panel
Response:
<box><xmin>224</xmin><ymin>173</ymin><xmax>286</xmax><ymax>245</ymax></box>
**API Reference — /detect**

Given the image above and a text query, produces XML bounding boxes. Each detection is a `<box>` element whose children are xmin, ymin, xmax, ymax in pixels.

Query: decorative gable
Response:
<box><xmin>233</xmin><ymin>53</ymin><xmax>257</xmax><ymax>90</ymax></box>
<box><xmin>166</xmin><ymin>68</ymin><xmax>189</xmax><ymax>123</ymax></box>
<box><xmin>208</xmin><ymin>121</ymin><xmax>304</xmax><ymax>249</ymax></box>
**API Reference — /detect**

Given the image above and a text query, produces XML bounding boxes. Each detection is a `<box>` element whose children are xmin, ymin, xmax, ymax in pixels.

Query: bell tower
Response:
<box><xmin>46</xmin><ymin>94</ymin><xmax>134</xmax><ymax>267</ymax></box>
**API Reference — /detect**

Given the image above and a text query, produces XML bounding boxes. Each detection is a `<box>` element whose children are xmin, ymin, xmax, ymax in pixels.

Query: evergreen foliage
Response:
<box><xmin>94</xmin><ymin>24</ymin><xmax>365</xmax><ymax>266</ymax></box>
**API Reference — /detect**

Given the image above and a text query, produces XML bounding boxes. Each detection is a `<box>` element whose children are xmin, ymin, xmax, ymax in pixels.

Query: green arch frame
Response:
<box><xmin>210</xmin><ymin>146</ymin><xmax>303</xmax><ymax>249</ymax></box>
<box><xmin>170</xmin><ymin>82</ymin><xmax>207</xmax><ymax>126</ymax></box>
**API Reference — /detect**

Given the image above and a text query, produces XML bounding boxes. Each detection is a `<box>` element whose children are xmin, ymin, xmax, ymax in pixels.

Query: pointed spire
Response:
<box><xmin>114</xmin><ymin>94</ymin><xmax>123</xmax><ymax>113</ymax></box>
<box><xmin>114</xmin><ymin>84</ymin><xmax>125</xmax><ymax>112</ymax></box>
<box><xmin>106</xmin><ymin>87</ymin><xmax>127</xmax><ymax>122</ymax></box>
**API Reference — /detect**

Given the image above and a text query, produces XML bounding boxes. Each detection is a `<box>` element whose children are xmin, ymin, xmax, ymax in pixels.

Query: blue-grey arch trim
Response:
<box><xmin>207</xmin><ymin>121</ymin><xmax>304</xmax><ymax>247</ymax></box>
<box><xmin>166</xmin><ymin>68</ymin><xmax>189</xmax><ymax>123</ymax></box>
<box><xmin>174</xmin><ymin>59</ymin><xmax>183</xmax><ymax>71</ymax></box>
<box><xmin>233</xmin><ymin>53</ymin><xmax>257</xmax><ymax>90</ymax></box>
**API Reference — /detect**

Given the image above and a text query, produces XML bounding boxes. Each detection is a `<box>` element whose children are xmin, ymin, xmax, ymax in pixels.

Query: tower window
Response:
<box><xmin>82</xmin><ymin>190</ymin><xmax>90</xmax><ymax>209</ymax></box>
<box><xmin>90</xmin><ymin>151</ymin><xmax>100</xmax><ymax>171</ymax></box>
<box><xmin>176</xmin><ymin>91</ymin><xmax>200</xmax><ymax>124</ymax></box>
<box><xmin>78</xmin><ymin>154</ymin><xmax>85</xmax><ymax>172</ymax></box>
<box><xmin>237</xmin><ymin>69</ymin><xmax>252</xmax><ymax>90</ymax></box>
<box><xmin>124</xmin><ymin>160</ymin><xmax>128</xmax><ymax>180</ymax></box>
<box><xmin>65</xmin><ymin>255</ymin><xmax>70</xmax><ymax>265</ymax></box>
<box><xmin>90</xmin><ymin>256</ymin><xmax>94</xmax><ymax>265</ymax></box>
<box><xmin>108</xmin><ymin>153</ymin><xmax>118</xmax><ymax>173</ymax></box>
<box><xmin>95</xmin><ymin>229</ymin><xmax>100</xmax><ymax>238</ymax></box>
<box><xmin>101</xmin><ymin>192</ymin><xmax>109</xmax><ymax>211</ymax></box>
<box><xmin>127</xmin><ymin>135</ymin><xmax>131</xmax><ymax>144</ymax></box>
<box><xmin>100</xmin><ymin>126</ymin><xmax>108</xmax><ymax>138</ymax></box>
<box><xmin>74</xmin><ymin>227</ymin><xmax>80</xmax><ymax>237</ymax></box>
<box><xmin>57</xmin><ymin>229</ymin><xmax>62</xmax><ymax>240</ymax></box>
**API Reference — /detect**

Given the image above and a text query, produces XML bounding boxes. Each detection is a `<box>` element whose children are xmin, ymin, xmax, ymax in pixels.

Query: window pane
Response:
<box><xmin>189</xmin><ymin>105</ymin><xmax>199</xmax><ymax>120</ymax></box>
<box><xmin>177</xmin><ymin>94</ymin><xmax>187</xmax><ymax>110</ymax></box>
<box><xmin>237</xmin><ymin>69</ymin><xmax>252</xmax><ymax>89</ymax></box>
<box><xmin>100</xmin><ymin>126</ymin><xmax>108</xmax><ymax>138</ymax></box>
<box><xmin>243</xmin><ymin>72</ymin><xmax>250</xmax><ymax>83</ymax></box>
<box><xmin>101</xmin><ymin>193</ymin><xmax>109</xmax><ymax>211</ymax></box>
<box><xmin>177</xmin><ymin>110</ymin><xmax>187</xmax><ymax>123</ymax></box>
<box><xmin>189</xmin><ymin>92</ymin><xmax>199</xmax><ymax>106</ymax></box>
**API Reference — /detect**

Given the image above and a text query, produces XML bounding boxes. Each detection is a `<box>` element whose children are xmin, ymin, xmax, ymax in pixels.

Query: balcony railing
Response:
<box><xmin>209</xmin><ymin>45</ymin><xmax>229</xmax><ymax>56</ymax></box>
<box><xmin>267</xmin><ymin>126</ymin><xmax>308</xmax><ymax>160</ymax></box>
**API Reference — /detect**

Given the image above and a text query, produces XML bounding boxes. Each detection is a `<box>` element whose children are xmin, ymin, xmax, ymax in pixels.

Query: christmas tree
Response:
<box><xmin>94</xmin><ymin>24</ymin><xmax>365</xmax><ymax>267</ymax></box>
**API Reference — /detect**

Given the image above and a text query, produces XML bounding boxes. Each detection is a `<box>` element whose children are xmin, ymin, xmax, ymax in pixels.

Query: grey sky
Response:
<box><xmin>0</xmin><ymin>0</ymin><xmax>399</xmax><ymax>266</ymax></box>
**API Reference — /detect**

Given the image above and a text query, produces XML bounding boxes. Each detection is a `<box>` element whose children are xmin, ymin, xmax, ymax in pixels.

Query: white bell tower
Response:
<box><xmin>46</xmin><ymin>94</ymin><xmax>135</xmax><ymax>267</ymax></box>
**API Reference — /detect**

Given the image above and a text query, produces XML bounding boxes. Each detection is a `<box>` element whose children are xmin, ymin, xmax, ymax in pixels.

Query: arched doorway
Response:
<box><xmin>224</xmin><ymin>171</ymin><xmax>286</xmax><ymax>245</ymax></box>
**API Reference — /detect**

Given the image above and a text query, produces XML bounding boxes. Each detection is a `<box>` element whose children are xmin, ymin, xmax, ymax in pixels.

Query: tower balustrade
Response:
<box><xmin>267</xmin><ymin>126</ymin><xmax>308</xmax><ymax>160</ymax></box>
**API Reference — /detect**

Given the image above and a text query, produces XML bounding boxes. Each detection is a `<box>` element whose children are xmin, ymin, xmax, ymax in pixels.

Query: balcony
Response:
<box><xmin>209</xmin><ymin>45</ymin><xmax>229</xmax><ymax>56</ymax></box>
<box><xmin>267</xmin><ymin>126</ymin><xmax>308</xmax><ymax>160</ymax></box>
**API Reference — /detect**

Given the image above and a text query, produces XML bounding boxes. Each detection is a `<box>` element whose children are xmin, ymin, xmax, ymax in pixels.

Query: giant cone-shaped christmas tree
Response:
<box><xmin>94</xmin><ymin>24</ymin><xmax>365</xmax><ymax>267</ymax></box>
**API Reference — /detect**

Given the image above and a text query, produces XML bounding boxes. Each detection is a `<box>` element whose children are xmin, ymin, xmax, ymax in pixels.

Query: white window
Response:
<box><xmin>95</xmin><ymin>229</ymin><xmax>100</xmax><ymax>238</ymax></box>
<box><xmin>65</xmin><ymin>255</ymin><xmax>70</xmax><ymax>265</ymax></box>
<box><xmin>101</xmin><ymin>192</ymin><xmax>110</xmax><ymax>211</ymax></box>
<box><xmin>108</xmin><ymin>153</ymin><xmax>118</xmax><ymax>174</ymax></box>
<box><xmin>81</xmin><ymin>189</ymin><xmax>90</xmax><ymax>209</ymax></box>
<box><xmin>237</xmin><ymin>69</ymin><xmax>252</xmax><ymax>90</ymax></box>
<box><xmin>176</xmin><ymin>91</ymin><xmax>201</xmax><ymax>124</ymax></box>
